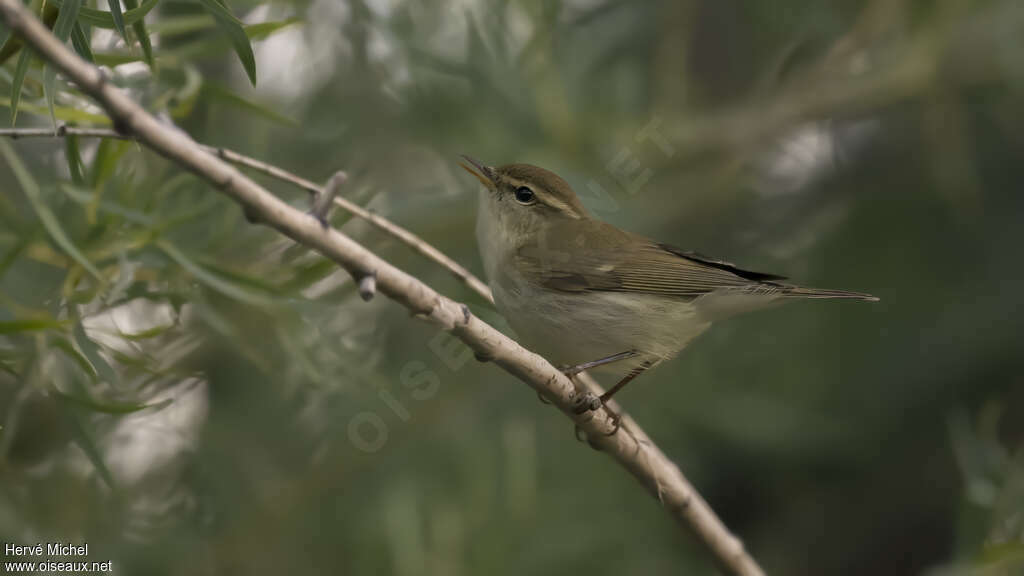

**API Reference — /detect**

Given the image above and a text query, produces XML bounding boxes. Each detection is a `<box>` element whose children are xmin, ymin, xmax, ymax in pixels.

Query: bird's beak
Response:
<box><xmin>459</xmin><ymin>155</ymin><xmax>496</xmax><ymax>190</ymax></box>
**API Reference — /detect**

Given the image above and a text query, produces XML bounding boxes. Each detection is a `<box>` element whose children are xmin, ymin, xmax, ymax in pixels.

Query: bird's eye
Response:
<box><xmin>514</xmin><ymin>186</ymin><xmax>536</xmax><ymax>205</ymax></box>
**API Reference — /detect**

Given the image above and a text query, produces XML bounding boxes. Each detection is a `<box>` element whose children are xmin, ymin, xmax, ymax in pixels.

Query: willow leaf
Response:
<box><xmin>57</xmin><ymin>397</ymin><xmax>116</xmax><ymax>490</ymax></box>
<box><xmin>107</xmin><ymin>0</ymin><xmax>127</xmax><ymax>41</ymax></box>
<box><xmin>157</xmin><ymin>240</ymin><xmax>275</xmax><ymax>307</ymax></box>
<box><xmin>70</xmin><ymin>22</ymin><xmax>95</xmax><ymax>63</ymax></box>
<box><xmin>45</xmin><ymin>0</ymin><xmax>83</xmax><ymax>129</ymax></box>
<box><xmin>122</xmin><ymin>0</ymin><xmax>152</xmax><ymax>66</ymax></box>
<box><xmin>196</xmin><ymin>0</ymin><xmax>256</xmax><ymax>85</ymax></box>
<box><xmin>0</xmin><ymin>140</ymin><xmax>103</xmax><ymax>280</ymax></box>
<box><xmin>0</xmin><ymin>317</ymin><xmax>67</xmax><ymax>334</ymax></box>
<box><xmin>47</xmin><ymin>0</ymin><xmax>159</xmax><ymax>30</ymax></box>
<box><xmin>9</xmin><ymin>48</ymin><xmax>32</xmax><ymax>126</ymax></box>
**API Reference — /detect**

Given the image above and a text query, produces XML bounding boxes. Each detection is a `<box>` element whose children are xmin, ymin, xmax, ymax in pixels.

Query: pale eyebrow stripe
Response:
<box><xmin>507</xmin><ymin>177</ymin><xmax>582</xmax><ymax>219</ymax></box>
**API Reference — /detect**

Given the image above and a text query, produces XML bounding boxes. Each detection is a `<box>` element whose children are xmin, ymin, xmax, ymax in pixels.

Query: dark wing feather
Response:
<box><xmin>514</xmin><ymin>222</ymin><xmax>782</xmax><ymax>300</ymax></box>
<box><xmin>657</xmin><ymin>244</ymin><xmax>787</xmax><ymax>282</ymax></box>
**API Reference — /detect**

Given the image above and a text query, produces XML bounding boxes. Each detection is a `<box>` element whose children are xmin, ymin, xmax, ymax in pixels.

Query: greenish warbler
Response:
<box><xmin>461</xmin><ymin>156</ymin><xmax>877</xmax><ymax>419</ymax></box>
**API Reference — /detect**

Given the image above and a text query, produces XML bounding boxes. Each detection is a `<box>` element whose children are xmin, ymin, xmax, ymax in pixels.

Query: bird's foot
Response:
<box><xmin>572</xmin><ymin>391</ymin><xmax>602</xmax><ymax>414</ymax></box>
<box><xmin>573</xmin><ymin>408</ymin><xmax>622</xmax><ymax>445</ymax></box>
<box><xmin>603</xmin><ymin>408</ymin><xmax>622</xmax><ymax>436</ymax></box>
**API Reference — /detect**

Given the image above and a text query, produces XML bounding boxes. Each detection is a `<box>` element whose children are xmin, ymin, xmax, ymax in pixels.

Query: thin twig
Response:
<box><xmin>0</xmin><ymin>127</ymin><xmax>494</xmax><ymax>304</ymax></box>
<box><xmin>0</xmin><ymin>3</ymin><xmax>765</xmax><ymax>575</ymax></box>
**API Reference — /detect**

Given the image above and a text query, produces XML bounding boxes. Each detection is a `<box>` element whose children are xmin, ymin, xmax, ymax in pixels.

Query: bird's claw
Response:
<box><xmin>572</xmin><ymin>392</ymin><xmax>602</xmax><ymax>414</ymax></box>
<box><xmin>573</xmin><ymin>411</ymin><xmax>621</xmax><ymax>447</ymax></box>
<box><xmin>603</xmin><ymin>410</ymin><xmax>622</xmax><ymax>436</ymax></box>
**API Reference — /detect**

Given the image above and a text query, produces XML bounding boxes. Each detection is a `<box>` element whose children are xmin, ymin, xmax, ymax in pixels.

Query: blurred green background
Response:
<box><xmin>1</xmin><ymin>0</ymin><xmax>1023</xmax><ymax>574</ymax></box>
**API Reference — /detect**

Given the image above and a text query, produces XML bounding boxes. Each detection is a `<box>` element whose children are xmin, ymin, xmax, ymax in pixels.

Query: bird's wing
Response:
<box><xmin>513</xmin><ymin>221</ymin><xmax>785</xmax><ymax>300</ymax></box>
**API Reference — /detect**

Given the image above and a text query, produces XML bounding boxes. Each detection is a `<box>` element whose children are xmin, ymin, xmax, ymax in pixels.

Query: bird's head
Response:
<box><xmin>460</xmin><ymin>156</ymin><xmax>589</xmax><ymax>246</ymax></box>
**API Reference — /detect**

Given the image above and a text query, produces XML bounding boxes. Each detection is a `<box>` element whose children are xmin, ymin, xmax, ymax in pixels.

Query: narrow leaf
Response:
<box><xmin>196</xmin><ymin>0</ymin><xmax>257</xmax><ymax>85</ymax></box>
<box><xmin>0</xmin><ymin>20</ymin><xmax>9</xmax><ymax>54</ymax></box>
<box><xmin>122</xmin><ymin>0</ymin><xmax>152</xmax><ymax>66</ymax></box>
<box><xmin>0</xmin><ymin>140</ymin><xmax>103</xmax><ymax>280</ymax></box>
<box><xmin>10</xmin><ymin>48</ymin><xmax>32</xmax><ymax>126</ymax></box>
<box><xmin>157</xmin><ymin>240</ymin><xmax>275</xmax><ymax>307</ymax></box>
<box><xmin>147</xmin><ymin>15</ymin><xmax>299</xmax><ymax>40</ymax></box>
<box><xmin>54</xmin><ymin>387</ymin><xmax>172</xmax><ymax>414</ymax></box>
<box><xmin>52</xmin><ymin>335</ymin><xmax>99</xmax><ymax>382</ymax></box>
<box><xmin>71</xmin><ymin>22</ymin><xmax>95</xmax><ymax>63</ymax></box>
<box><xmin>0</xmin><ymin>318</ymin><xmax>67</xmax><ymax>334</ymax></box>
<box><xmin>64</xmin><ymin>135</ymin><xmax>85</xmax><ymax>186</ymax></box>
<box><xmin>72</xmin><ymin>321</ymin><xmax>118</xmax><ymax>386</ymax></box>
<box><xmin>60</xmin><ymin>183</ymin><xmax>153</xmax><ymax>225</ymax></box>
<box><xmin>0</xmin><ymin>100</ymin><xmax>113</xmax><ymax>124</ymax></box>
<box><xmin>48</xmin><ymin>0</ymin><xmax>160</xmax><ymax>30</ymax></box>
<box><xmin>244</xmin><ymin>18</ymin><xmax>301</xmax><ymax>41</ymax></box>
<box><xmin>91</xmin><ymin>51</ymin><xmax>144</xmax><ymax>67</ymax></box>
<box><xmin>45</xmin><ymin>0</ymin><xmax>84</xmax><ymax>129</ymax></box>
<box><xmin>117</xmin><ymin>323</ymin><xmax>175</xmax><ymax>340</ymax></box>
<box><xmin>202</xmin><ymin>81</ymin><xmax>295</xmax><ymax>125</ymax></box>
<box><xmin>0</xmin><ymin>236</ymin><xmax>30</xmax><ymax>281</ymax></box>
<box><xmin>57</xmin><ymin>397</ymin><xmax>116</xmax><ymax>490</ymax></box>
<box><xmin>107</xmin><ymin>0</ymin><xmax>127</xmax><ymax>42</ymax></box>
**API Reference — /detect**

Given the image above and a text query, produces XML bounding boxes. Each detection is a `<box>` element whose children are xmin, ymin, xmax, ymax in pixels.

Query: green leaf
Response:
<box><xmin>244</xmin><ymin>18</ymin><xmax>301</xmax><ymax>41</ymax></box>
<box><xmin>117</xmin><ymin>322</ymin><xmax>176</xmax><ymax>340</ymax></box>
<box><xmin>0</xmin><ymin>19</ymin><xmax>9</xmax><ymax>54</ymax></box>
<box><xmin>0</xmin><ymin>318</ymin><xmax>67</xmax><ymax>334</ymax></box>
<box><xmin>0</xmin><ymin>100</ymin><xmax>113</xmax><ymax>125</ymax></box>
<box><xmin>196</xmin><ymin>0</ymin><xmax>257</xmax><ymax>85</ymax></box>
<box><xmin>71</xmin><ymin>22</ymin><xmax>95</xmax><ymax>63</ymax></box>
<box><xmin>0</xmin><ymin>236</ymin><xmax>30</xmax><ymax>282</ymax></box>
<box><xmin>60</xmin><ymin>183</ymin><xmax>154</xmax><ymax>226</ymax></box>
<box><xmin>147</xmin><ymin>14</ymin><xmax>299</xmax><ymax>39</ymax></box>
<box><xmin>57</xmin><ymin>396</ymin><xmax>116</xmax><ymax>490</ymax></box>
<box><xmin>89</xmin><ymin>138</ymin><xmax>130</xmax><ymax>189</ymax></box>
<box><xmin>156</xmin><ymin>240</ymin><xmax>276</xmax><ymax>307</ymax></box>
<box><xmin>107</xmin><ymin>0</ymin><xmax>128</xmax><ymax>42</ymax></box>
<box><xmin>10</xmin><ymin>48</ymin><xmax>32</xmax><ymax>126</ymax></box>
<box><xmin>72</xmin><ymin>321</ymin><xmax>118</xmax><ymax>386</ymax></box>
<box><xmin>122</xmin><ymin>0</ymin><xmax>153</xmax><ymax>67</ymax></box>
<box><xmin>54</xmin><ymin>387</ymin><xmax>172</xmax><ymax>414</ymax></box>
<box><xmin>92</xmin><ymin>51</ymin><xmax>144</xmax><ymax>67</ymax></box>
<box><xmin>202</xmin><ymin>81</ymin><xmax>296</xmax><ymax>126</ymax></box>
<box><xmin>0</xmin><ymin>140</ymin><xmax>103</xmax><ymax>280</ymax></box>
<box><xmin>145</xmin><ymin>14</ymin><xmax>212</xmax><ymax>36</ymax></box>
<box><xmin>45</xmin><ymin>0</ymin><xmax>83</xmax><ymax>129</ymax></box>
<box><xmin>48</xmin><ymin>0</ymin><xmax>159</xmax><ymax>30</ymax></box>
<box><xmin>52</xmin><ymin>335</ymin><xmax>100</xmax><ymax>382</ymax></box>
<box><xmin>64</xmin><ymin>135</ymin><xmax>86</xmax><ymax>186</ymax></box>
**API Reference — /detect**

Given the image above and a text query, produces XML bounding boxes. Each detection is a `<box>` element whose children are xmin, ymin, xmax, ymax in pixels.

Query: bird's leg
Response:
<box><xmin>582</xmin><ymin>360</ymin><xmax>655</xmax><ymax>437</ymax></box>
<box><xmin>562</xmin><ymin>349</ymin><xmax>639</xmax><ymax>378</ymax></box>
<box><xmin>564</xmin><ymin>350</ymin><xmax>639</xmax><ymax>413</ymax></box>
<box><xmin>600</xmin><ymin>360</ymin><xmax>653</xmax><ymax>405</ymax></box>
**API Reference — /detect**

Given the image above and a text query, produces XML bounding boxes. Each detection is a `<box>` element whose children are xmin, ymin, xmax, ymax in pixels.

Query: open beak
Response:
<box><xmin>459</xmin><ymin>155</ymin><xmax>496</xmax><ymax>190</ymax></box>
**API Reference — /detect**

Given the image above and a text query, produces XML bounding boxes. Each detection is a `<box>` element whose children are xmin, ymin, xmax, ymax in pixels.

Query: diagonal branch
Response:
<box><xmin>0</xmin><ymin>126</ymin><xmax>494</xmax><ymax>304</ymax></box>
<box><xmin>0</xmin><ymin>3</ymin><xmax>766</xmax><ymax>575</ymax></box>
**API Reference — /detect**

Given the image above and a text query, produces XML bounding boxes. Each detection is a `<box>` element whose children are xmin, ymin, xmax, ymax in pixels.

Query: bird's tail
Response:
<box><xmin>780</xmin><ymin>285</ymin><xmax>879</xmax><ymax>301</ymax></box>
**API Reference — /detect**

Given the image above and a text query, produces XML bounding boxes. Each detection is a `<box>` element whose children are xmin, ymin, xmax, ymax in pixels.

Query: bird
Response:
<box><xmin>461</xmin><ymin>156</ymin><xmax>877</xmax><ymax>427</ymax></box>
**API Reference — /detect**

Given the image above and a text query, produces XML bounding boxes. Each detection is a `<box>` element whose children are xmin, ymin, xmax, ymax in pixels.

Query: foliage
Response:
<box><xmin>1</xmin><ymin>1</ymin><xmax>1023</xmax><ymax>575</ymax></box>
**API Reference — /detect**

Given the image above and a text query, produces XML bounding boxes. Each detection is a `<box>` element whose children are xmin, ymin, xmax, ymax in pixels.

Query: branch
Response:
<box><xmin>0</xmin><ymin>126</ymin><xmax>494</xmax><ymax>304</ymax></box>
<box><xmin>0</xmin><ymin>3</ymin><xmax>765</xmax><ymax>575</ymax></box>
